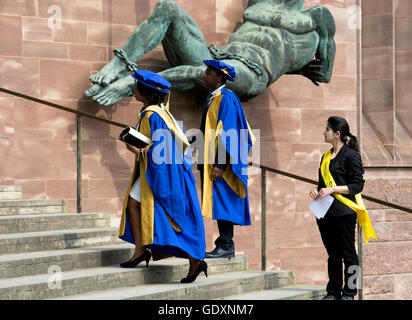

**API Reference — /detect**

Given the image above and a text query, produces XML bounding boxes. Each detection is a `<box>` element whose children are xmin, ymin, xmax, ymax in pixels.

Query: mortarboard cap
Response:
<box><xmin>203</xmin><ymin>60</ymin><xmax>236</xmax><ymax>82</ymax></box>
<box><xmin>132</xmin><ymin>70</ymin><xmax>171</xmax><ymax>93</ymax></box>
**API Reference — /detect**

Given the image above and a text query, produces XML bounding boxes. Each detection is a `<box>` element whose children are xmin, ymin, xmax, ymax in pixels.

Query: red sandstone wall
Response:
<box><xmin>361</xmin><ymin>0</ymin><xmax>412</xmax><ymax>166</ymax></box>
<box><xmin>360</xmin><ymin>0</ymin><xmax>412</xmax><ymax>299</ymax></box>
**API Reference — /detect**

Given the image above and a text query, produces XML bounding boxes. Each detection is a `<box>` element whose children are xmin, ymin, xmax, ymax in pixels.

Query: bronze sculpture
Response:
<box><xmin>85</xmin><ymin>0</ymin><xmax>336</xmax><ymax>105</ymax></box>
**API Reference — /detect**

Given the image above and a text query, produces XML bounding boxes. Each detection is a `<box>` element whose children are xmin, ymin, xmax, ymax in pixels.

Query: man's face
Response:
<box><xmin>202</xmin><ymin>67</ymin><xmax>222</xmax><ymax>90</ymax></box>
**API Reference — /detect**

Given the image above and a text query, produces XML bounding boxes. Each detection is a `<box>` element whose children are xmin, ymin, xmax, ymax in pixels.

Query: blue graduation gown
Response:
<box><xmin>120</xmin><ymin>110</ymin><xmax>206</xmax><ymax>260</ymax></box>
<box><xmin>201</xmin><ymin>88</ymin><xmax>254</xmax><ymax>226</ymax></box>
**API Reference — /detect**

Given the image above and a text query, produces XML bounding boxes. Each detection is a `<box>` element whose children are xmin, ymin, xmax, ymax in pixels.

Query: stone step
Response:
<box><xmin>0</xmin><ymin>256</ymin><xmax>249</xmax><ymax>300</ymax></box>
<box><xmin>217</xmin><ymin>285</ymin><xmax>327</xmax><ymax>300</ymax></box>
<box><xmin>53</xmin><ymin>269</ymin><xmax>294</xmax><ymax>300</ymax></box>
<box><xmin>0</xmin><ymin>213</ymin><xmax>111</xmax><ymax>234</ymax></box>
<box><xmin>0</xmin><ymin>186</ymin><xmax>22</xmax><ymax>200</ymax></box>
<box><xmin>0</xmin><ymin>199</ymin><xmax>65</xmax><ymax>216</ymax></box>
<box><xmin>0</xmin><ymin>228</ymin><xmax>122</xmax><ymax>255</ymax></box>
<box><xmin>0</xmin><ymin>244</ymin><xmax>135</xmax><ymax>279</ymax></box>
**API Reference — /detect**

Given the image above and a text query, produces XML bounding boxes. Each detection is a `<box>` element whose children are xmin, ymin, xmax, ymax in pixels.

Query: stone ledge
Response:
<box><xmin>0</xmin><ymin>200</ymin><xmax>64</xmax><ymax>207</ymax></box>
<box><xmin>0</xmin><ymin>199</ymin><xmax>66</xmax><ymax>216</ymax></box>
<box><xmin>0</xmin><ymin>193</ymin><xmax>22</xmax><ymax>201</ymax></box>
<box><xmin>50</xmin><ymin>270</ymin><xmax>293</xmax><ymax>301</ymax></box>
<box><xmin>217</xmin><ymin>284</ymin><xmax>327</xmax><ymax>300</ymax></box>
<box><xmin>0</xmin><ymin>228</ymin><xmax>122</xmax><ymax>255</ymax></box>
<box><xmin>0</xmin><ymin>186</ymin><xmax>21</xmax><ymax>192</ymax></box>
<box><xmin>0</xmin><ymin>213</ymin><xmax>112</xmax><ymax>234</ymax></box>
<box><xmin>0</xmin><ymin>257</ymin><xmax>249</xmax><ymax>300</ymax></box>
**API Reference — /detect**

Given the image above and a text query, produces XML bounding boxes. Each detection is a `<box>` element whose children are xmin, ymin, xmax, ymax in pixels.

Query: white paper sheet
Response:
<box><xmin>309</xmin><ymin>195</ymin><xmax>334</xmax><ymax>219</ymax></box>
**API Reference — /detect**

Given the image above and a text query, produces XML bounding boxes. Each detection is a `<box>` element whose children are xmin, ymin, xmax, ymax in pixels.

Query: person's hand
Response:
<box><xmin>125</xmin><ymin>143</ymin><xmax>142</xmax><ymax>155</ymax></box>
<box><xmin>309</xmin><ymin>187</ymin><xmax>319</xmax><ymax>201</ymax></box>
<box><xmin>211</xmin><ymin>167</ymin><xmax>223</xmax><ymax>180</ymax></box>
<box><xmin>316</xmin><ymin>187</ymin><xmax>335</xmax><ymax>200</ymax></box>
<box><xmin>310</xmin><ymin>187</ymin><xmax>335</xmax><ymax>200</ymax></box>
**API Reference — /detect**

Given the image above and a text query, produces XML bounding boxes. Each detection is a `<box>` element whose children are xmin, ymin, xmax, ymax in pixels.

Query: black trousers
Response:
<box><xmin>214</xmin><ymin>220</ymin><xmax>234</xmax><ymax>250</ymax></box>
<box><xmin>317</xmin><ymin>213</ymin><xmax>359</xmax><ymax>297</ymax></box>
<box><xmin>199</xmin><ymin>168</ymin><xmax>235</xmax><ymax>251</ymax></box>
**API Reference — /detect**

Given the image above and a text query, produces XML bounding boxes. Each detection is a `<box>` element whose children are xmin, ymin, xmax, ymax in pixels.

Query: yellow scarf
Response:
<box><xmin>320</xmin><ymin>149</ymin><xmax>378</xmax><ymax>245</ymax></box>
<box><xmin>143</xmin><ymin>105</ymin><xmax>190</xmax><ymax>155</ymax></box>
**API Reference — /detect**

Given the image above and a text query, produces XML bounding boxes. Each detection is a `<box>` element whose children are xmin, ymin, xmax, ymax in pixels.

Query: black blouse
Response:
<box><xmin>317</xmin><ymin>144</ymin><xmax>365</xmax><ymax>217</ymax></box>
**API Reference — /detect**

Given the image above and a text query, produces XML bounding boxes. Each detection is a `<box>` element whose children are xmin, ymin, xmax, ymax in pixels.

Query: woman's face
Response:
<box><xmin>323</xmin><ymin>123</ymin><xmax>340</xmax><ymax>143</ymax></box>
<box><xmin>134</xmin><ymin>85</ymin><xmax>145</xmax><ymax>103</ymax></box>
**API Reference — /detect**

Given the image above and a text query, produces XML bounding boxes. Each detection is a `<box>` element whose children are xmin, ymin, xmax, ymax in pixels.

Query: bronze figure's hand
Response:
<box><xmin>297</xmin><ymin>59</ymin><xmax>325</xmax><ymax>87</ymax></box>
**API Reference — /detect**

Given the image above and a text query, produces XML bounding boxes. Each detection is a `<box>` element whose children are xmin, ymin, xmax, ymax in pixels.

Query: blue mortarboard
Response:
<box><xmin>203</xmin><ymin>60</ymin><xmax>236</xmax><ymax>81</ymax></box>
<box><xmin>132</xmin><ymin>70</ymin><xmax>171</xmax><ymax>93</ymax></box>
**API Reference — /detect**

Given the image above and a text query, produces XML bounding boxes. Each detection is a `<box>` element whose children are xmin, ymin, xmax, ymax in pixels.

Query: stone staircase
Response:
<box><xmin>0</xmin><ymin>185</ymin><xmax>326</xmax><ymax>300</ymax></box>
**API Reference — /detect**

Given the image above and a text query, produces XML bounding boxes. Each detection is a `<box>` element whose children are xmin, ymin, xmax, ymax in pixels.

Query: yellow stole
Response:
<box><xmin>201</xmin><ymin>90</ymin><xmax>255</xmax><ymax>219</ymax></box>
<box><xmin>320</xmin><ymin>150</ymin><xmax>378</xmax><ymax>244</ymax></box>
<box><xmin>144</xmin><ymin>105</ymin><xmax>190</xmax><ymax>155</ymax></box>
<box><xmin>118</xmin><ymin>104</ymin><xmax>186</xmax><ymax>244</ymax></box>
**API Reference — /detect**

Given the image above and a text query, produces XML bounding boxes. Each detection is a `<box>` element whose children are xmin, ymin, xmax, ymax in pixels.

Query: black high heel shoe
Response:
<box><xmin>120</xmin><ymin>250</ymin><xmax>151</xmax><ymax>268</ymax></box>
<box><xmin>181</xmin><ymin>260</ymin><xmax>208</xmax><ymax>283</ymax></box>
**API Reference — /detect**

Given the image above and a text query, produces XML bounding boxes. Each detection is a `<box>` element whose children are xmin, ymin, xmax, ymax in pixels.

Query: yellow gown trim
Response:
<box><xmin>320</xmin><ymin>150</ymin><xmax>378</xmax><ymax>245</ymax></box>
<box><xmin>143</xmin><ymin>105</ymin><xmax>190</xmax><ymax>155</ymax></box>
<box><xmin>201</xmin><ymin>90</ymin><xmax>254</xmax><ymax>219</ymax></box>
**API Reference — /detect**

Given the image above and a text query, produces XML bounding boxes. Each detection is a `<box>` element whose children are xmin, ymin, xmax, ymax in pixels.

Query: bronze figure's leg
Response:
<box><xmin>85</xmin><ymin>0</ymin><xmax>212</xmax><ymax>100</ymax></box>
<box><xmin>85</xmin><ymin>0</ymin><xmax>337</xmax><ymax>105</ymax></box>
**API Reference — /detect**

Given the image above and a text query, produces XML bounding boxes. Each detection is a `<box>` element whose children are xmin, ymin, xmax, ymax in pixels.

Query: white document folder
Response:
<box><xmin>309</xmin><ymin>195</ymin><xmax>334</xmax><ymax>219</ymax></box>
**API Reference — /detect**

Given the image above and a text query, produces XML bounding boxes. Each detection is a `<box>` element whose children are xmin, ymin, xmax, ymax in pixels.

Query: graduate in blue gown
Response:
<box><xmin>197</xmin><ymin>60</ymin><xmax>255</xmax><ymax>259</ymax></box>
<box><xmin>118</xmin><ymin>70</ymin><xmax>207</xmax><ymax>283</ymax></box>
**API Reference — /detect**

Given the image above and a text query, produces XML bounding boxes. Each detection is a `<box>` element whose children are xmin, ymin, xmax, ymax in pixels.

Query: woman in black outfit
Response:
<box><xmin>309</xmin><ymin>116</ymin><xmax>365</xmax><ymax>301</ymax></box>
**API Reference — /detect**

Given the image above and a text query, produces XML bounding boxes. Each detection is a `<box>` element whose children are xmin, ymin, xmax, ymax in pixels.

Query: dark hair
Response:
<box><xmin>327</xmin><ymin>116</ymin><xmax>360</xmax><ymax>152</ymax></box>
<box><xmin>137</xmin><ymin>81</ymin><xmax>168</xmax><ymax>105</ymax></box>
